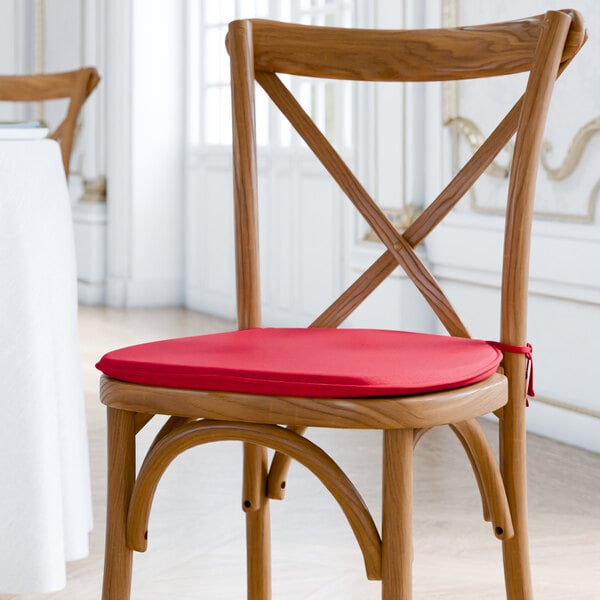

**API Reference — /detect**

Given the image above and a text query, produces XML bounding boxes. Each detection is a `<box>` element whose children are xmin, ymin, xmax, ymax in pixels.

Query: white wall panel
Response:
<box><xmin>105</xmin><ymin>0</ymin><xmax>185</xmax><ymax>307</ymax></box>
<box><xmin>185</xmin><ymin>152</ymin><xmax>236</xmax><ymax>318</ymax></box>
<box><xmin>297</xmin><ymin>167</ymin><xmax>342</xmax><ymax>321</ymax></box>
<box><xmin>428</xmin><ymin>213</ymin><xmax>600</xmax><ymax>451</ymax></box>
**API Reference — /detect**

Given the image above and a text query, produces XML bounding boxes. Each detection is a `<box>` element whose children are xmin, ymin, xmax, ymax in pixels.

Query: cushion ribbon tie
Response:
<box><xmin>487</xmin><ymin>341</ymin><xmax>534</xmax><ymax>406</ymax></box>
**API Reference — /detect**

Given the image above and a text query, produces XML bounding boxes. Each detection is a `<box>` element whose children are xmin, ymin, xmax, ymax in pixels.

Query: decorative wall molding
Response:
<box><xmin>541</xmin><ymin>116</ymin><xmax>600</xmax><ymax>180</ymax></box>
<box><xmin>444</xmin><ymin>116</ymin><xmax>511</xmax><ymax>179</ymax></box>
<box><xmin>441</xmin><ymin>0</ymin><xmax>599</xmax><ymax>223</ymax></box>
<box><xmin>540</xmin><ymin>117</ymin><xmax>600</xmax><ymax>222</ymax></box>
<box><xmin>535</xmin><ymin>394</ymin><xmax>600</xmax><ymax>420</ymax></box>
<box><xmin>362</xmin><ymin>205</ymin><xmax>422</xmax><ymax>242</ymax></box>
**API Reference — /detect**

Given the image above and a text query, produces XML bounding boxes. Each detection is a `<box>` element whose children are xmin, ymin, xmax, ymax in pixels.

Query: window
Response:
<box><xmin>187</xmin><ymin>0</ymin><xmax>355</xmax><ymax>149</ymax></box>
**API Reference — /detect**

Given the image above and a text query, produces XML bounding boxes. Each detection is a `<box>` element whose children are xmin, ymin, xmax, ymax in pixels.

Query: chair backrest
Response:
<box><xmin>227</xmin><ymin>12</ymin><xmax>585</xmax><ymax>403</ymax></box>
<box><xmin>0</xmin><ymin>67</ymin><xmax>100</xmax><ymax>176</ymax></box>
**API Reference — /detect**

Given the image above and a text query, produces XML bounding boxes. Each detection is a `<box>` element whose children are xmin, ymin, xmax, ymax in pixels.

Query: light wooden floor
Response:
<box><xmin>4</xmin><ymin>306</ymin><xmax>599</xmax><ymax>599</ymax></box>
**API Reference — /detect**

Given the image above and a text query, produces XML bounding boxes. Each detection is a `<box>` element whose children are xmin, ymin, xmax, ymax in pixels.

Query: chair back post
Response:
<box><xmin>498</xmin><ymin>11</ymin><xmax>585</xmax><ymax>598</ymax></box>
<box><xmin>228</xmin><ymin>20</ymin><xmax>262</xmax><ymax>330</ymax></box>
<box><xmin>499</xmin><ymin>9</ymin><xmax>584</xmax><ymax>413</ymax></box>
<box><xmin>228</xmin><ymin>24</ymin><xmax>273</xmax><ymax>598</ymax></box>
<box><xmin>501</xmin><ymin>10</ymin><xmax>575</xmax><ymax>350</ymax></box>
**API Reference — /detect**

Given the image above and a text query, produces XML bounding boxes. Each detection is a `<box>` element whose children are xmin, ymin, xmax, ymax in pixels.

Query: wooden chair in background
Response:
<box><xmin>0</xmin><ymin>67</ymin><xmax>100</xmax><ymax>176</ymax></box>
<box><xmin>97</xmin><ymin>10</ymin><xmax>585</xmax><ymax>600</ymax></box>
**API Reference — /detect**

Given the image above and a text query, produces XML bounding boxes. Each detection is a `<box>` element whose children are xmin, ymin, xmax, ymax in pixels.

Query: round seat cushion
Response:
<box><xmin>96</xmin><ymin>328</ymin><xmax>502</xmax><ymax>398</ymax></box>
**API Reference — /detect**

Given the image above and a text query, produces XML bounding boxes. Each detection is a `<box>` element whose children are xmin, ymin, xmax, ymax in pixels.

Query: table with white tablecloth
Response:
<box><xmin>0</xmin><ymin>139</ymin><xmax>92</xmax><ymax>594</ymax></box>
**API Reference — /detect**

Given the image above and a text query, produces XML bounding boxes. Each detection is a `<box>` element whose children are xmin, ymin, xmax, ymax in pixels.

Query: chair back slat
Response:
<box><xmin>258</xmin><ymin>70</ymin><xmax>469</xmax><ymax>337</ymax></box>
<box><xmin>310</xmin><ymin>250</ymin><xmax>397</xmax><ymax>329</ymax></box>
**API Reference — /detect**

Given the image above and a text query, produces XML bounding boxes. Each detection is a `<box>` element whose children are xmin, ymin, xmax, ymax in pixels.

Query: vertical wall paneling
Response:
<box><xmin>75</xmin><ymin>0</ymin><xmax>108</xmax><ymax>304</ymax></box>
<box><xmin>104</xmin><ymin>0</ymin><xmax>133</xmax><ymax>306</ymax></box>
<box><xmin>0</xmin><ymin>1</ymin><xmax>34</xmax><ymax>118</ymax></box>
<box><xmin>128</xmin><ymin>0</ymin><xmax>185</xmax><ymax>306</ymax></box>
<box><xmin>105</xmin><ymin>0</ymin><xmax>186</xmax><ymax>307</ymax></box>
<box><xmin>0</xmin><ymin>2</ymin><xmax>18</xmax><ymax>118</ymax></box>
<box><xmin>185</xmin><ymin>151</ymin><xmax>236</xmax><ymax>317</ymax></box>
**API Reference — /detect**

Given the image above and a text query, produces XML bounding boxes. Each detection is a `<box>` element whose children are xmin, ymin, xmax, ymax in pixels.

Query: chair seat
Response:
<box><xmin>96</xmin><ymin>328</ymin><xmax>502</xmax><ymax>398</ymax></box>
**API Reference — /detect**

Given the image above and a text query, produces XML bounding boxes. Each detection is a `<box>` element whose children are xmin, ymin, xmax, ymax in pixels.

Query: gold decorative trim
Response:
<box><xmin>363</xmin><ymin>205</ymin><xmax>422</xmax><ymax>242</ymax></box>
<box><xmin>541</xmin><ymin>116</ymin><xmax>600</xmax><ymax>180</ymax></box>
<box><xmin>81</xmin><ymin>176</ymin><xmax>107</xmax><ymax>203</ymax></box>
<box><xmin>441</xmin><ymin>0</ymin><xmax>598</xmax><ymax>223</ymax></box>
<box><xmin>444</xmin><ymin>116</ymin><xmax>511</xmax><ymax>178</ymax></box>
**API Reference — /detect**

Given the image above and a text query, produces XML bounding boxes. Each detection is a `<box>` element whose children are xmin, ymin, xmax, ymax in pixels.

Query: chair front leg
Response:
<box><xmin>382</xmin><ymin>428</ymin><xmax>414</xmax><ymax>600</ymax></box>
<box><xmin>102</xmin><ymin>407</ymin><xmax>137</xmax><ymax>600</ymax></box>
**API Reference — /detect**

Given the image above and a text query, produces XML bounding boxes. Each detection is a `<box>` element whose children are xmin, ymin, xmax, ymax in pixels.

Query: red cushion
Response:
<box><xmin>96</xmin><ymin>328</ymin><xmax>502</xmax><ymax>398</ymax></box>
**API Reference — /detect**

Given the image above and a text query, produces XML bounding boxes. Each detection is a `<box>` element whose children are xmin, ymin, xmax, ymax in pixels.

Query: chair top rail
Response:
<box><xmin>230</xmin><ymin>10</ymin><xmax>584</xmax><ymax>82</ymax></box>
<box><xmin>0</xmin><ymin>68</ymin><xmax>99</xmax><ymax>102</ymax></box>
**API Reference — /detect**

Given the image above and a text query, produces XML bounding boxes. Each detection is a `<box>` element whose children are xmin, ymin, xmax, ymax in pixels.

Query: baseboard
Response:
<box><xmin>78</xmin><ymin>279</ymin><xmax>106</xmax><ymax>305</ymax></box>
<box><xmin>106</xmin><ymin>276</ymin><xmax>183</xmax><ymax>307</ymax></box>
<box><xmin>526</xmin><ymin>399</ymin><xmax>599</xmax><ymax>454</ymax></box>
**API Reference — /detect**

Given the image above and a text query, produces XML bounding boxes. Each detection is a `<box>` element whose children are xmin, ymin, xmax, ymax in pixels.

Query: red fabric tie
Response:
<box><xmin>487</xmin><ymin>341</ymin><xmax>534</xmax><ymax>406</ymax></box>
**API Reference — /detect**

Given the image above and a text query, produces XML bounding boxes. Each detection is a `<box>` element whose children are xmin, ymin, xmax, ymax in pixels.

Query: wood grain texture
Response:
<box><xmin>245</xmin><ymin>445</ymin><xmax>271</xmax><ymax>600</ymax></box>
<box><xmin>266</xmin><ymin>425</ymin><xmax>307</xmax><ymax>500</ymax></box>
<box><xmin>125</xmin><ymin>421</ymin><xmax>382</xmax><ymax>580</ymax></box>
<box><xmin>0</xmin><ymin>68</ymin><xmax>99</xmax><ymax>175</ymax></box>
<box><xmin>498</xmin><ymin>12</ymin><xmax>575</xmax><ymax>599</ymax></box>
<box><xmin>449</xmin><ymin>420</ymin><xmax>514</xmax><ymax>540</ymax></box>
<box><xmin>256</xmin><ymin>70</ymin><xmax>468</xmax><ymax>337</ymax></box>
<box><xmin>229</xmin><ymin>21</ymin><xmax>262</xmax><ymax>331</ymax></box>
<box><xmin>99</xmin><ymin>10</ymin><xmax>587</xmax><ymax>600</ymax></box>
<box><xmin>101</xmin><ymin>408</ymin><xmax>136</xmax><ymax>600</ymax></box>
<box><xmin>100</xmin><ymin>373</ymin><xmax>508</xmax><ymax>430</ymax></box>
<box><xmin>250</xmin><ymin>17</ymin><xmax>551</xmax><ymax>81</ymax></box>
<box><xmin>381</xmin><ymin>429</ymin><xmax>413</xmax><ymax>600</ymax></box>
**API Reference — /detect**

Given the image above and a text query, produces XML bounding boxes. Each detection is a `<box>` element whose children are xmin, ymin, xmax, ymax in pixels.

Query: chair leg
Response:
<box><xmin>381</xmin><ymin>428</ymin><xmax>413</xmax><ymax>600</ymax></box>
<box><xmin>246</xmin><ymin>501</ymin><xmax>271</xmax><ymax>600</ymax></box>
<box><xmin>244</xmin><ymin>444</ymin><xmax>271</xmax><ymax>600</ymax></box>
<box><xmin>500</xmin><ymin>410</ymin><xmax>534</xmax><ymax>600</ymax></box>
<box><xmin>102</xmin><ymin>407</ymin><xmax>137</xmax><ymax>600</ymax></box>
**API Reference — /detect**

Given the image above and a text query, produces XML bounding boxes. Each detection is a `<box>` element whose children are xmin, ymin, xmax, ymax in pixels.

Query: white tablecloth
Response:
<box><xmin>0</xmin><ymin>139</ymin><xmax>92</xmax><ymax>594</ymax></box>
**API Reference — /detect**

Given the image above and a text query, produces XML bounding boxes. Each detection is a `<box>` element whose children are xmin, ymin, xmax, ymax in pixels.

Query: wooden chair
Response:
<box><xmin>97</xmin><ymin>10</ymin><xmax>586</xmax><ymax>600</ymax></box>
<box><xmin>0</xmin><ymin>67</ymin><xmax>100</xmax><ymax>176</ymax></box>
